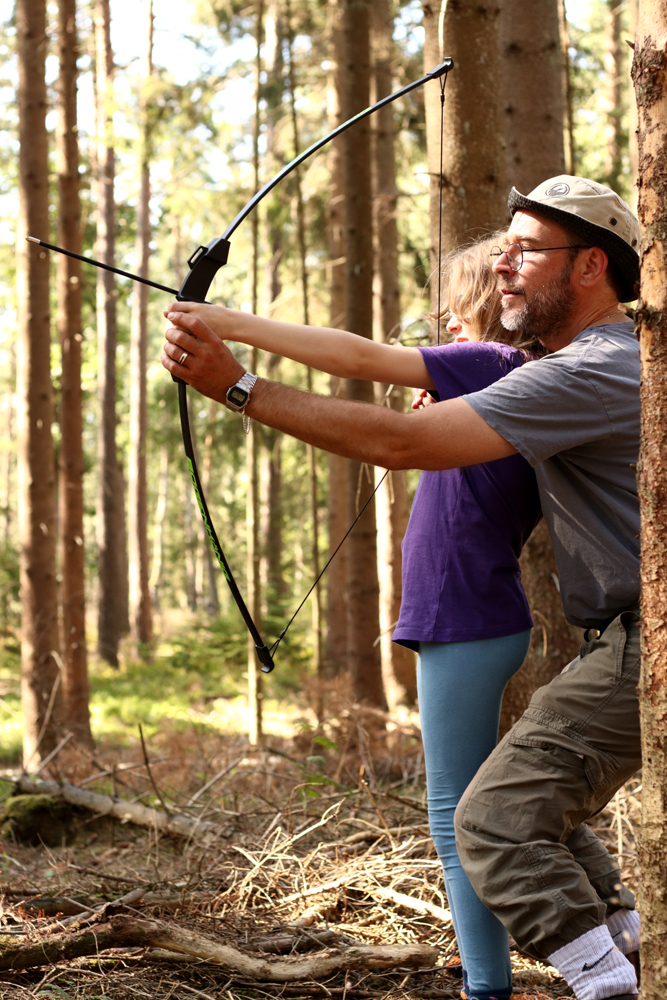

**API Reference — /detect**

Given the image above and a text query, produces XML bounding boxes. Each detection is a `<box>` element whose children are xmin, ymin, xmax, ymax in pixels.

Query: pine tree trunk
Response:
<box><xmin>499</xmin><ymin>0</ymin><xmax>565</xmax><ymax>193</ymax></box>
<box><xmin>200</xmin><ymin>402</ymin><xmax>220</xmax><ymax>616</ymax></box>
<box><xmin>498</xmin><ymin>521</ymin><xmax>583</xmax><ymax>738</ymax></box>
<box><xmin>324</xmin><ymin>0</ymin><xmax>348</xmax><ymax>679</ymax></box>
<box><xmin>371</xmin><ymin>0</ymin><xmax>416</xmax><ymax>710</ymax></box>
<box><xmin>341</xmin><ymin>0</ymin><xmax>384</xmax><ymax>708</ymax></box>
<box><xmin>286</xmin><ymin>0</ymin><xmax>323</xmax><ymax>679</ymax></box>
<box><xmin>422</xmin><ymin>0</ymin><xmax>507</xmax><ymax>322</ymax></box>
<box><xmin>632</xmin><ymin>9</ymin><xmax>667</xmax><ymax>995</ymax></box>
<box><xmin>627</xmin><ymin>0</ymin><xmax>639</xmax><ymax>210</ymax></box>
<box><xmin>17</xmin><ymin>0</ymin><xmax>62</xmax><ymax>765</ymax></box>
<box><xmin>247</xmin><ymin>0</ymin><xmax>264</xmax><ymax>746</ymax></box>
<box><xmin>57</xmin><ymin>0</ymin><xmax>92</xmax><ymax>747</ymax></box>
<box><xmin>0</xmin><ymin>353</ymin><xmax>14</xmax><ymax>544</ymax></box>
<box><xmin>605</xmin><ymin>0</ymin><xmax>624</xmax><ymax>193</ymax></box>
<box><xmin>495</xmin><ymin>1</ymin><xmax>574</xmax><ymax>735</ymax></box>
<box><xmin>558</xmin><ymin>0</ymin><xmax>576</xmax><ymax>174</ymax></box>
<box><xmin>94</xmin><ymin>0</ymin><xmax>121</xmax><ymax>666</ymax></box>
<box><xmin>149</xmin><ymin>443</ymin><xmax>168</xmax><ymax>610</ymax></box>
<box><xmin>262</xmin><ymin>2</ymin><xmax>285</xmax><ymax>607</ymax></box>
<box><xmin>128</xmin><ymin>0</ymin><xmax>153</xmax><ymax>651</ymax></box>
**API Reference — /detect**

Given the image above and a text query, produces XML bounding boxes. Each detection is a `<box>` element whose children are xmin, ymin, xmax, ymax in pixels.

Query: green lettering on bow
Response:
<box><xmin>187</xmin><ymin>457</ymin><xmax>230</xmax><ymax>581</ymax></box>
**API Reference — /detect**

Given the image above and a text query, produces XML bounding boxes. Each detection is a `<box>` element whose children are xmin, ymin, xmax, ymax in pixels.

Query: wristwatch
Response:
<box><xmin>225</xmin><ymin>371</ymin><xmax>258</xmax><ymax>432</ymax></box>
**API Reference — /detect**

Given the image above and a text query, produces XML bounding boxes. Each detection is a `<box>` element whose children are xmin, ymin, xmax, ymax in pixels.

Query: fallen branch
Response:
<box><xmin>372</xmin><ymin>887</ymin><xmax>451</xmax><ymax>924</ymax></box>
<box><xmin>13</xmin><ymin>776</ymin><xmax>223</xmax><ymax>843</ymax></box>
<box><xmin>0</xmin><ymin>915</ymin><xmax>439</xmax><ymax>977</ymax></box>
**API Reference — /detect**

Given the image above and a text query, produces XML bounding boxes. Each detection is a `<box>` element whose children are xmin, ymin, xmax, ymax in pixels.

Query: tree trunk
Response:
<box><xmin>371</xmin><ymin>0</ymin><xmax>416</xmax><ymax>710</ymax></box>
<box><xmin>627</xmin><ymin>0</ymin><xmax>639</xmax><ymax>211</ymax></box>
<box><xmin>558</xmin><ymin>0</ymin><xmax>576</xmax><ymax>175</ymax></box>
<box><xmin>286</xmin><ymin>0</ymin><xmax>323</xmax><ymax>679</ymax></box>
<box><xmin>422</xmin><ymin>0</ymin><xmax>507</xmax><ymax>322</ymax></box>
<box><xmin>0</xmin><ymin>349</ymin><xmax>15</xmax><ymax>544</ymax></box>
<box><xmin>94</xmin><ymin>0</ymin><xmax>121</xmax><ymax>667</ymax></box>
<box><xmin>149</xmin><ymin>443</ymin><xmax>168</xmax><ymax>611</ymax></box>
<box><xmin>247</xmin><ymin>0</ymin><xmax>264</xmax><ymax>746</ymax></box>
<box><xmin>632</xmin><ymin>9</ymin><xmax>667</xmax><ymax>996</ymax></box>
<box><xmin>262</xmin><ymin>2</ymin><xmax>286</xmax><ymax>607</ymax></box>
<box><xmin>128</xmin><ymin>0</ymin><xmax>154</xmax><ymax>651</ymax></box>
<box><xmin>57</xmin><ymin>0</ymin><xmax>92</xmax><ymax>747</ymax></box>
<box><xmin>495</xmin><ymin>0</ymin><xmax>574</xmax><ymax>736</ymax></box>
<box><xmin>341</xmin><ymin>0</ymin><xmax>384</xmax><ymax>708</ymax></box>
<box><xmin>499</xmin><ymin>0</ymin><xmax>565</xmax><ymax>194</ymax></box>
<box><xmin>605</xmin><ymin>0</ymin><xmax>624</xmax><ymax>193</ymax></box>
<box><xmin>498</xmin><ymin>521</ymin><xmax>583</xmax><ymax>739</ymax></box>
<box><xmin>324</xmin><ymin>0</ymin><xmax>348</xmax><ymax>680</ymax></box>
<box><xmin>200</xmin><ymin>402</ymin><xmax>220</xmax><ymax>616</ymax></box>
<box><xmin>16</xmin><ymin>0</ymin><xmax>62</xmax><ymax>766</ymax></box>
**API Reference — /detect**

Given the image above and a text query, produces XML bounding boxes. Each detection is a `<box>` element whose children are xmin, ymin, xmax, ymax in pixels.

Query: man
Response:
<box><xmin>162</xmin><ymin>176</ymin><xmax>642</xmax><ymax>1000</ymax></box>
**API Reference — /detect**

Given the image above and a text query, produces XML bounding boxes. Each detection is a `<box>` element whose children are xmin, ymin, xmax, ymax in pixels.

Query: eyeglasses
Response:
<box><xmin>489</xmin><ymin>243</ymin><xmax>591</xmax><ymax>273</ymax></box>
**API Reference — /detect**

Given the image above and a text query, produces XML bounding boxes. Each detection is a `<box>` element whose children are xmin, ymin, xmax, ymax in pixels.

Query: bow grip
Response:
<box><xmin>171</xmin><ymin>236</ymin><xmax>232</xmax><ymax>383</ymax></box>
<box><xmin>177</xmin><ymin>236</ymin><xmax>231</xmax><ymax>303</ymax></box>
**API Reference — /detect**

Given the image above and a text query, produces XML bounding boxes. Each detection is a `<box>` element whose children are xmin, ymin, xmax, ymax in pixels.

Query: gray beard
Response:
<box><xmin>500</xmin><ymin>269</ymin><xmax>576</xmax><ymax>343</ymax></box>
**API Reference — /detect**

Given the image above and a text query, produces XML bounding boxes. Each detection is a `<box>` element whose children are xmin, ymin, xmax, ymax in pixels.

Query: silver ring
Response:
<box><xmin>178</xmin><ymin>351</ymin><xmax>188</xmax><ymax>365</ymax></box>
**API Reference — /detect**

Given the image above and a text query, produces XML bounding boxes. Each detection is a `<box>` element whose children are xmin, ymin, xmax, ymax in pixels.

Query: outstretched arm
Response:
<box><xmin>162</xmin><ymin>313</ymin><xmax>515</xmax><ymax>471</ymax></box>
<box><xmin>163</xmin><ymin>302</ymin><xmax>436</xmax><ymax>390</ymax></box>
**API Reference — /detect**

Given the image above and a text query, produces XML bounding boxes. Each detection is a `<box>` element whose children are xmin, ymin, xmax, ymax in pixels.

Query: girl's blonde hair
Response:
<box><xmin>437</xmin><ymin>232</ymin><xmax>544</xmax><ymax>355</ymax></box>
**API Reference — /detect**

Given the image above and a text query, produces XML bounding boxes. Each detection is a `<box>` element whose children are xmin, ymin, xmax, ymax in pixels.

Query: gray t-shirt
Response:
<box><xmin>463</xmin><ymin>321</ymin><xmax>639</xmax><ymax>629</ymax></box>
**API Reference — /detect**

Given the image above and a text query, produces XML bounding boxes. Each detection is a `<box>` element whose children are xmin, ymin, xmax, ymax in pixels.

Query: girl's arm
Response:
<box><xmin>163</xmin><ymin>301</ymin><xmax>436</xmax><ymax>390</ymax></box>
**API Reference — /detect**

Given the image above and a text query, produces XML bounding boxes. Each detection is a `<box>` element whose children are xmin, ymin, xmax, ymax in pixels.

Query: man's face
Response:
<box><xmin>492</xmin><ymin>210</ymin><xmax>579</xmax><ymax>345</ymax></box>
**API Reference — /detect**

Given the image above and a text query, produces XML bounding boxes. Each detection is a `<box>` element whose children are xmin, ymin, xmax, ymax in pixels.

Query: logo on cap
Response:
<box><xmin>545</xmin><ymin>182</ymin><xmax>570</xmax><ymax>197</ymax></box>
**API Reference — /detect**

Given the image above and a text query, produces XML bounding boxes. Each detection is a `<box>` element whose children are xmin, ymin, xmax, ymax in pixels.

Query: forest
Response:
<box><xmin>1</xmin><ymin>0</ymin><xmax>667</xmax><ymax>998</ymax></box>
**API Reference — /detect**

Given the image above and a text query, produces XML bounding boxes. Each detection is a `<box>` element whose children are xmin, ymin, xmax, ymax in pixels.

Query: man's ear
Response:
<box><xmin>576</xmin><ymin>246</ymin><xmax>609</xmax><ymax>289</ymax></box>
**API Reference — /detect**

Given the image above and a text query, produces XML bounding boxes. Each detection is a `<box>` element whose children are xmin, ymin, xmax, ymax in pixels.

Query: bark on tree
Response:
<box><xmin>56</xmin><ymin>0</ymin><xmax>92</xmax><ymax>747</ymax></box>
<box><xmin>631</xmin><ymin>9</ymin><xmax>667</xmax><ymax>995</ymax></box>
<box><xmin>371</xmin><ymin>0</ymin><xmax>416</xmax><ymax>710</ymax></box>
<box><xmin>247</xmin><ymin>0</ymin><xmax>264</xmax><ymax>746</ymax></box>
<box><xmin>605</xmin><ymin>0</ymin><xmax>625</xmax><ymax>193</ymax></box>
<box><xmin>199</xmin><ymin>403</ymin><xmax>220</xmax><ymax>616</ymax></box>
<box><xmin>628</xmin><ymin>0</ymin><xmax>639</xmax><ymax>210</ymax></box>
<box><xmin>286</xmin><ymin>0</ymin><xmax>323</xmax><ymax>679</ymax></box>
<box><xmin>149</xmin><ymin>443</ymin><xmax>168</xmax><ymax>610</ymax></box>
<box><xmin>340</xmin><ymin>0</ymin><xmax>384</xmax><ymax>708</ymax></box>
<box><xmin>558</xmin><ymin>0</ymin><xmax>576</xmax><ymax>175</ymax></box>
<box><xmin>422</xmin><ymin>0</ymin><xmax>507</xmax><ymax>322</ymax></box>
<box><xmin>128</xmin><ymin>0</ymin><xmax>154</xmax><ymax>651</ymax></box>
<box><xmin>16</xmin><ymin>0</ymin><xmax>62</xmax><ymax>766</ymax></box>
<box><xmin>262</xmin><ymin>2</ymin><xmax>286</xmax><ymax>606</ymax></box>
<box><xmin>0</xmin><ymin>349</ymin><xmax>14</xmax><ymax>544</ymax></box>
<box><xmin>495</xmin><ymin>1</ymin><xmax>574</xmax><ymax>735</ymax></box>
<box><xmin>498</xmin><ymin>521</ymin><xmax>583</xmax><ymax>739</ymax></box>
<box><xmin>499</xmin><ymin>0</ymin><xmax>565</xmax><ymax>193</ymax></box>
<box><xmin>94</xmin><ymin>0</ymin><xmax>122</xmax><ymax>666</ymax></box>
<box><xmin>324</xmin><ymin>0</ymin><xmax>348</xmax><ymax>679</ymax></box>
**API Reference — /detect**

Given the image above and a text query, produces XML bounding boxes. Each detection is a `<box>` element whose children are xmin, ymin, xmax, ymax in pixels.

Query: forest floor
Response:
<box><xmin>0</xmin><ymin>670</ymin><xmax>641</xmax><ymax>1000</ymax></box>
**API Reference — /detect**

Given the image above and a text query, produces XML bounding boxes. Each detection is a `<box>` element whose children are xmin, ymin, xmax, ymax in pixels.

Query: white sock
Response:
<box><xmin>606</xmin><ymin>908</ymin><xmax>640</xmax><ymax>955</ymax></box>
<box><xmin>549</xmin><ymin>924</ymin><xmax>638</xmax><ymax>1000</ymax></box>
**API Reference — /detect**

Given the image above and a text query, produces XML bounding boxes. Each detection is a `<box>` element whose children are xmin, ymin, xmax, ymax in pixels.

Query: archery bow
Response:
<box><xmin>29</xmin><ymin>57</ymin><xmax>453</xmax><ymax>675</ymax></box>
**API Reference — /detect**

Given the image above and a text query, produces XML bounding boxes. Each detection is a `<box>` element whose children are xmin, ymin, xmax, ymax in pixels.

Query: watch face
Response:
<box><xmin>228</xmin><ymin>386</ymin><xmax>249</xmax><ymax>407</ymax></box>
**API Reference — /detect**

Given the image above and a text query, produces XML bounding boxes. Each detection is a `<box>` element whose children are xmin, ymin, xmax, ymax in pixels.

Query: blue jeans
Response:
<box><xmin>418</xmin><ymin>631</ymin><xmax>532</xmax><ymax>998</ymax></box>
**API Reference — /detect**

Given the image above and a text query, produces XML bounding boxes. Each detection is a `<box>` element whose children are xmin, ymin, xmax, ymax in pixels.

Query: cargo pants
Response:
<box><xmin>454</xmin><ymin>610</ymin><xmax>641</xmax><ymax>960</ymax></box>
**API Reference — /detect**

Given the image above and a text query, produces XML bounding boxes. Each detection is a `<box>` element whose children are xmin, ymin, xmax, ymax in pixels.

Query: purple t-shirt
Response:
<box><xmin>393</xmin><ymin>341</ymin><xmax>542</xmax><ymax>649</ymax></box>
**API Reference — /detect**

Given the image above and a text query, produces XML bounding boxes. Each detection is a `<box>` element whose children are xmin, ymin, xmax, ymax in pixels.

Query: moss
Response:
<box><xmin>0</xmin><ymin>794</ymin><xmax>79</xmax><ymax>847</ymax></box>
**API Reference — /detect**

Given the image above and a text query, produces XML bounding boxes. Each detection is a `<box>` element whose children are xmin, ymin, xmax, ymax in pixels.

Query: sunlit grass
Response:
<box><xmin>0</xmin><ymin>609</ymin><xmax>315</xmax><ymax>762</ymax></box>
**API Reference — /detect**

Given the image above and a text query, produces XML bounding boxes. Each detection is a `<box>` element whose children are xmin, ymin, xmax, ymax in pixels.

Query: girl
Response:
<box><xmin>163</xmin><ymin>236</ymin><xmax>542</xmax><ymax>1000</ymax></box>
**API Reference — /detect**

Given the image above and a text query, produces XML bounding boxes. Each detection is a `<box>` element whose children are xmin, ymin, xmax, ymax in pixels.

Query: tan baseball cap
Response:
<box><xmin>508</xmin><ymin>175</ymin><xmax>640</xmax><ymax>301</ymax></box>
